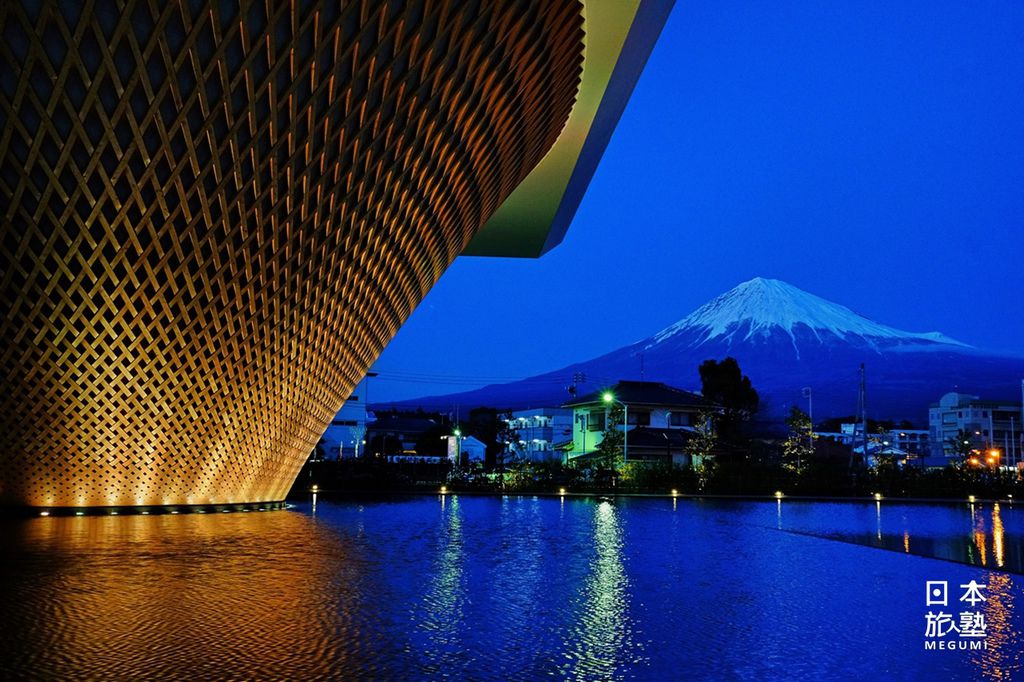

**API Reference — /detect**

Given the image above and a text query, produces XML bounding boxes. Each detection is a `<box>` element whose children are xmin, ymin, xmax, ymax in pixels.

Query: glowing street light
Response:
<box><xmin>602</xmin><ymin>391</ymin><xmax>629</xmax><ymax>464</ymax></box>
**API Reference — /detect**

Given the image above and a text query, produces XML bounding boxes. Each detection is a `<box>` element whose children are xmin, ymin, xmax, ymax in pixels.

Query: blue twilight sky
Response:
<box><xmin>371</xmin><ymin>0</ymin><xmax>1024</xmax><ymax>403</ymax></box>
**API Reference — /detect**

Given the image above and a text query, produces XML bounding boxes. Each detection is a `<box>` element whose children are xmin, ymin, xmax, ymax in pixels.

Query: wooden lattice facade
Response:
<box><xmin>0</xmin><ymin>1</ymin><xmax>583</xmax><ymax>507</ymax></box>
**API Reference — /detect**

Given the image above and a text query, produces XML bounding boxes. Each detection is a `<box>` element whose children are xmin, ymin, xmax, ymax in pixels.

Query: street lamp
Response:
<box><xmin>453</xmin><ymin>428</ymin><xmax>462</xmax><ymax>465</ymax></box>
<box><xmin>602</xmin><ymin>391</ymin><xmax>628</xmax><ymax>464</ymax></box>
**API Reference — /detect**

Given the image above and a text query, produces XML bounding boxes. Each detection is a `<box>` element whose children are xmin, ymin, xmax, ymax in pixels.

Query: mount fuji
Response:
<box><xmin>388</xmin><ymin>278</ymin><xmax>1024</xmax><ymax>422</ymax></box>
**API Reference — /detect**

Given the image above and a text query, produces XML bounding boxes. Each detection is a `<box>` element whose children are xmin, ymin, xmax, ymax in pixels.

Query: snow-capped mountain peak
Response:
<box><xmin>650</xmin><ymin>277</ymin><xmax>968</xmax><ymax>348</ymax></box>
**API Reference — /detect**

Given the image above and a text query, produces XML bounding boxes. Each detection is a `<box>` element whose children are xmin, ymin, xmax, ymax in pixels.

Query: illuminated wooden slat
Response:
<box><xmin>0</xmin><ymin>0</ymin><xmax>584</xmax><ymax>507</ymax></box>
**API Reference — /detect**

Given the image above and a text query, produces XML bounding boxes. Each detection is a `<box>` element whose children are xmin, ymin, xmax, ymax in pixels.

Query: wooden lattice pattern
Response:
<box><xmin>0</xmin><ymin>0</ymin><xmax>582</xmax><ymax>507</ymax></box>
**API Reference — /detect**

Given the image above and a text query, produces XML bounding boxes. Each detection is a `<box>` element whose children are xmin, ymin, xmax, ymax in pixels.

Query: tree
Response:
<box><xmin>685</xmin><ymin>410</ymin><xmax>717</xmax><ymax>465</ymax></box>
<box><xmin>782</xmin><ymin>406</ymin><xmax>812</xmax><ymax>473</ymax></box>
<box><xmin>868</xmin><ymin>425</ymin><xmax>898</xmax><ymax>470</ymax></box>
<box><xmin>594</xmin><ymin>404</ymin><xmax>624</xmax><ymax>471</ymax></box>
<box><xmin>368</xmin><ymin>434</ymin><xmax>402</xmax><ymax>457</ymax></box>
<box><xmin>414</xmin><ymin>423</ymin><xmax>452</xmax><ymax>458</ymax></box>
<box><xmin>698</xmin><ymin>357</ymin><xmax>759</xmax><ymax>441</ymax></box>
<box><xmin>466</xmin><ymin>407</ymin><xmax>506</xmax><ymax>466</ymax></box>
<box><xmin>946</xmin><ymin>428</ymin><xmax>975</xmax><ymax>467</ymax></box>
<box><xmin>494</xmin><ymin>412</ymin><xmax>519</xmax><ymax>461</ymax></box>
<box><xmin>686</xmin><ymin>410</ymin><xmax>718</xmax><ymax>490</ymax></box>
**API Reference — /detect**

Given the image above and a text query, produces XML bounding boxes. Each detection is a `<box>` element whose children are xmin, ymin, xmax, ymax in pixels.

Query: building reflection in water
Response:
<box><xmin>2</xmin><ymin>512</ymin><xmax>377</xmax><ymax>680</ymax></box>
<box><xmin>973</xmin><ymin>504</ymin><xmax>988</xmax><ymax>566</ymax></box>
<box><xmin>564</xmin><ymin>500</ymin><xmax>641</xmax><ymax>679</ymax></box>
<box><xmin>993</xmin><ymin>504</ymin><xmax>1005</xmax><ymax>569</ymax></box>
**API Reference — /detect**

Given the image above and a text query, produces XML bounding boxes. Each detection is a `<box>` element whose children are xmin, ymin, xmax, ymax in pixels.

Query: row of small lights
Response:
<box><xmin>433</xmin><ymin>487</ymin><xmax>1010</xmax><ymax>504</ymax></box>
<box><xmin>38</xmin><ymin>503</ymin><xmax>286</xmax><ymax>517</ymax></box>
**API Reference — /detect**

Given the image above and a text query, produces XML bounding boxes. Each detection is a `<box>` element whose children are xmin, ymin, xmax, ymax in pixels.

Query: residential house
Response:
<box><xmin>563</xmin><ymin>380</ymin><xmax>716</xmax><ymax>466</ymax></box>
<box><xmin>366</xmin><ymin>415</ymin><xmax>440</xmax><ymax>457</ymax></box>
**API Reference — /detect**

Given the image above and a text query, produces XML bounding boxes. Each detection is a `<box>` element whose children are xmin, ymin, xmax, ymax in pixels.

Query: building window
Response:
<box><xmin>588</xmin><ymin>410</ymin><xmax>605</xmax><ymax>432</ymax></box>
<box><xmin>627</xmin><ymin>411</ymin><xmax>651</xmax><ymax>426</ymax></box>
<box><xmin>668</xmin><ymin>412</ymin><xmax>691</xmax><ymax>427</ymax></box>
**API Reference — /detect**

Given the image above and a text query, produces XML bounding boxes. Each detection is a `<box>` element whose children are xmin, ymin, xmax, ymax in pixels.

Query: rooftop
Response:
<box><xmin>563</xmin><ymin>380</ymin><xmax>713</xmax><ymax>409</ymax></box>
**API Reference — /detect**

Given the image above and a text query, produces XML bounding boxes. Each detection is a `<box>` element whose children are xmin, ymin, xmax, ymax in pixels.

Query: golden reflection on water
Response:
<box><xmin>993</xmin><ymin>504</ymin><xmax>1005</xmax><ymax>569</ymax></box>
<box><xmin>973</xmin><ymin>505</ymin><xmax>988</xmax><ymax>567</ymax></box>
<box><xmin>971</xmin><ymin>571</ymin><xmax>1020</xmax><ymax>681</ymax></box>
<box><xmin>964</xmin><ymin>504</ymin><xmax>1009</xmax><ymax>570</ymax></box>
<box><xmin>8</xmin><ymin>512</ymin><xmax>368</xmax><ymax>680</ymax></box>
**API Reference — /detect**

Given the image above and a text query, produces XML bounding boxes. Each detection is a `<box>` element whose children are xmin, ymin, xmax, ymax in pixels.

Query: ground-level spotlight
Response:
<box><xmin>671</xmin><ymin>489</ymin><xmax>679</xmax><ymax>497</ymax></box>
<box><xmin>75</xmin><ymin>511</ymin><xmax>84</xmax><ymax>516</ymax></box>
<box><xmin>39</xmin><ymin>511</ymin><xmax>50</xmax><ymax>517</ymax></box>
<box><xmin>873</xmin><ymin>493</ymin><xmax>883</xmax><ymax>501</ymax></box>
<box><xmin>559</xmin><ymin>487</ymin><xmax>566</xmax><ymax>495</ymax></box>
<box><xmin>310</xmin><ymin>484</ymin><xmax>319</xmax><ymax>493</ymax></box>
<box><xmin>440</xmin><ymin>485</ymin><xmax>448</xmax><ymax>495</ymax></box>
<box><xmin>968</xmin><ymin>495</ymin><xmax>976</xmax><ymax>504</ymax></box>
<box><xmin>774</xmin><ymin>491</ymin><xmax>784</xmax><ymax>499</ymax></box>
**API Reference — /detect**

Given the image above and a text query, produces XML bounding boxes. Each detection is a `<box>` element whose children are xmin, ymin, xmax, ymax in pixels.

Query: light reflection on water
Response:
<box><xmin>564</xmin><ymin>500</ymin><xmax>642</xmax><ymax>680</ymax></box>
<box><xmin>1</xmin><ymin>512</ymin><xmax>383</xmax><ymax>680</ymax></box>
<box><xmin>2</xmin><ymin>497</ymin><xmax>1024</xmax><ymax>680</ymax></box>
<box><xmin>772</xmin><ymin>499</ymin><xmax>1024</xmax><ymax>574</ymax></box>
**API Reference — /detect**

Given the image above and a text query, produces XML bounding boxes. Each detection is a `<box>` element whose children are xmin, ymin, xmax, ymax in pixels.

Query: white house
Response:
<box><xmin>442</xmin><ymin>434</ymin><xmax>486</xmax><ymax>465</ymax></box>
<box><xmin>505</xmin><ymin>408</ymin><xmax>573</xmax><ymax>462</ymax></box>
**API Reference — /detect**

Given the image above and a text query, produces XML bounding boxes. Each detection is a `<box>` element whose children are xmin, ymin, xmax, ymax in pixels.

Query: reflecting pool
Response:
<box><xmin>3</xmin><ymin>496</ymin><xmax>1023</xmax><ymax>680</ymax></box>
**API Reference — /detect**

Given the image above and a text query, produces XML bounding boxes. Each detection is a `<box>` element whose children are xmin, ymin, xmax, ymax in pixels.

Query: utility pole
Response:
<box><xmin>802</xmin><ymin>386</ymin><xmax>813</xmax><ymax>464</ymax></box>
<box><xmin>853</xmin><ymin>364</ymin><xmax>867</xmax><ymax>469</ymax></box>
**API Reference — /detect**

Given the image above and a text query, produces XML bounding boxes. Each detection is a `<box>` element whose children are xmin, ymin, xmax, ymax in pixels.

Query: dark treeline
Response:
<box><xmin>291</xmin><ymin>457</ymin><xmax>1023</xmax><ymax>500</ymax></box>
